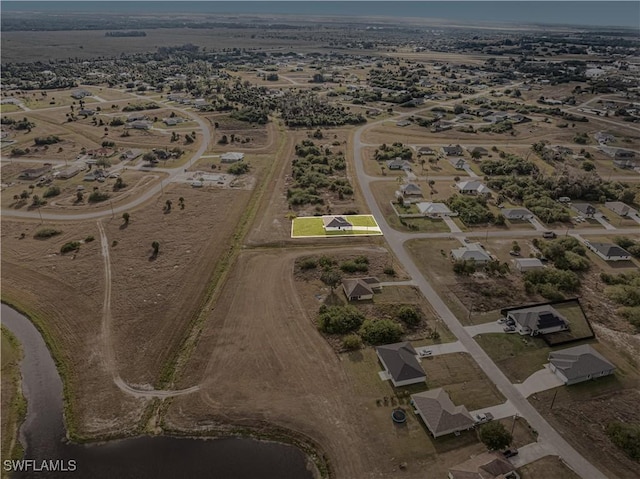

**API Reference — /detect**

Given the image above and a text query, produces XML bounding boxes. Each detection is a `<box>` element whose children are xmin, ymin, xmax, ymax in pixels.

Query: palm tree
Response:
<box><xmin>151</xmin><ymin>241</ymin><xmax>160</xmax><ymax>258</ymax></box>
<box><xmin>165</xmin><ymin>199</ymin><xmax>172</xmax><ymax>212</ymax></box>
<box><xmin>122</xmin><ymin>212</ymin><xmax>130</xmax><ymax>225</ymax></box>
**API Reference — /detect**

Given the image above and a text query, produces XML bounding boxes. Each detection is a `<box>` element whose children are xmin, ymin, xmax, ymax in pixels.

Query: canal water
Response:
<box><xmin>1</xmin><ymin>304</ymin><xmax>314</xmax><ymax>479</ymax></box>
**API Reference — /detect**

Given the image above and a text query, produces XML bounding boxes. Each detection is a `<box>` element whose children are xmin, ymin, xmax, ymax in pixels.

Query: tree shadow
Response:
<box><xmin>119</xmin><ymin>223</ymin><xmax>129</xmax><ymax>230</ymax></box>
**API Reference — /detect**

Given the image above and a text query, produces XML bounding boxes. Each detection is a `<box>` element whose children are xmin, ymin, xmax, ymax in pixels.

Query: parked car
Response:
<box><xmin>108</xmin><ymin>172</ymin><xmax>120</xmax><ymax>178</ymax></box>
<box><xmin>475</xmin><ymin>412</ymin><xmax>494</xmax><ymax>424</ymax></box>
<box><xmin>502</xmin><ymin>449</ymin><xmax>518</xmax><ymax>458</ymax></box>
<box><xmin>542</xmin><ymin>231</ymin><xmax>556</xmax><ymax>239</ymax></box>
<box><xmin>419</xmin><ymin>349</ymin><xmax>433</xmax><ymax>358</ymax></box>
<box><xmin>497</xmin><ymin>318</ymin><xmax>507</xmax><ymax>324</ymax></box>
<box><xmin>509</xmin><ymin>250</ymin><xmax>521</xmax><ymax>256</ymax></box>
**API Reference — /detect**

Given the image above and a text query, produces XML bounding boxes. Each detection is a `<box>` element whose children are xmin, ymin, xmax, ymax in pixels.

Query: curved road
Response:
<box><xmin>352</xmin><ymin>99</ymin><xmax>608</xmax><ymax>478</ymax></box>
<box><xmin>1</xmin><ymin>92</ymin><xmax>212</xmax><ymax>221</ymax></box>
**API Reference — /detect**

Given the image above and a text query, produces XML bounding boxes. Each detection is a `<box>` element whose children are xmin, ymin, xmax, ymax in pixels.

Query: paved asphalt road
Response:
<box><xmin>352</xmin><ymin>97</ymin><xmax>609</xmax><ymax>478</ymax></box>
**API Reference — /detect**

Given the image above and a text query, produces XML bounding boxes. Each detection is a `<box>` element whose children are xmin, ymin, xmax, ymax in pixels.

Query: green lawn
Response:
<box><xmin>291</xmin><ymin>215</ymin><xmax>382</xmax><ymax>238</ymax></box>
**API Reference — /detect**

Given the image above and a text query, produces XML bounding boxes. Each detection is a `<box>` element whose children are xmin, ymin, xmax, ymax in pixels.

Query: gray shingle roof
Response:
<box><xmin>549</xmin><ymin>344</ymin><xmax>615</xmax><ymax>380</ymax></box>
<box><xmin>342</xmin><ymin>278</ymin><xmax>374</xmax><ymax>298</ymax></box>
<box><xmin>322</xmin><ymin>216</ymin><xmax>352</xmax><ymax>228</ymax></box>
<box><xmin>508</xmin><ymin>305</ymin><xmax>567</xmax><ymax>331</ymax></box>
<box><xmin>411</xmin><ymin>388</ymin><xmax>474</xmax><ymax>436</ymax></box>
<box><xmin>376</xmin><ymin>342</ymin><xmax>425</xmax><ymax>383</ymax></box>
<box><xmin>589</xmin><ymin>242</ymin><xmax>631</xmax><ymax>258</ymax></box>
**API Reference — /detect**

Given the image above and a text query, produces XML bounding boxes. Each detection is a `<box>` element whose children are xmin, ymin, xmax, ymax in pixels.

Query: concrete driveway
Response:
<box><xmin>514</xmin><ymin>364</ymin><xmax>564</xmax><ymax>397</ymax></box>
<box><xmin>416</xmin><ymin>341</ymin><xmax>467</xmax><ymax>357</ymax></box>
<box><xmin>469</xmin><ymin>400</ymin><xmax>518</xmax><ymax>421</ymax></box>
<box><xmin>443</xmin><ymin>216</ymin><xmax>462</xmax><ymax>233</ymax></box>
<box><xmin>529</xmin><ymin>217</ymin><xmax>546</xmax><ymax>231</ymax></box>
<box><xmin>465</xmin><ymin>321</ymin><xmax>506</xmax><ymax>337</ymax></box>
<box><xmin>509</xmin><ymin>442</ymin><xmax>557</xmax><ymax>468</ymax></box>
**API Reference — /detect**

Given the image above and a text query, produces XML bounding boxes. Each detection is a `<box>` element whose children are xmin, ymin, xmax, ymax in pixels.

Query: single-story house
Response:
<box><xmin>417</xmin><ymin>146</ymin><xmax>436</xmax><ymax>156</ymax></box>
<box><xmin>594</xmin><ymin>132</ymin><xmax>615</xmax><ymax>144</ymax></box>
<box><xmin>417</xmin><ymin>202</ymin><xmax>456</xmax><ymax>218</ymax></box>
<box><xmin>513</xmin><ymin>258</ymin><xmax>544</xmax><ymax>272</ymax></box>
<box><xmin>71</xmin><ymin>89</ymin><xmax>91</xmax><ymax>99</ymax></box>
<box><xmin>376</xmin><ymin>342</ymin><xmax>426</xmax><ymax>387</ymax></box>
<box><xmin>221</xmin><ymin>152</ymin><xmax>245</xmax><ymax>163</ymax></box>
<box><xmin>572</xmin><ymin>203</ymin><xmax>596</xmax><ymax>217</ymax></box>
<box><xmin>456</xmin><ymin>180</ymin><xmax>492</xmax><ymax>196</ymax></box>
<box><xmin>411</xmin><ymin>388</ymin><xmax>475</xmax><ymax>438</ymax></box>
<box><xmin>605</xmin><ymin>201</ymin><xmax>633</xmax><ymax>217</ymax></box>
<box><xmin>322</xmin><ymin>215</ymin><xmax>353</xmax><ymax>231</ymax></box>
<box><xmin>504</xmin><ymin>305</ymin><xmax>569</xmax><ymax>336</ymax></box>
<box><xmin>18</xmin><ymin>165</ymin><xmax>52</xmax><ymax>179</ymax></box>
<box><xmin>502</xmin><ymin>208</ymin><xmax>534</xmax><ymax>221</ymax></box>
<box><xmin>448</xmin><ymin>452</ymin><xmax>519</xmax><ymax>479</ymax></box>
<box><xmin>120</xmin><ymin>149</ymin><xmax>143</xmax><ymax>161</ymax></box>
<box><xmin>449</xmin><ymin>158</ymin><xmax>467</xmax><ymax>170</ymax></box>
<box><xmin>614</xmin><ymin>149</ymin><xmax>636</xmax><ymax>161</ymax></box>
<box><xmin>387</xmin><ymin>158</ymin><xmax>412</xmax><ymax>171</ymax></box>
<box><xmin>442</xmin><ymin>144</ymin><xmax>464</xmax><ymax>156</ymax></box>
<box><xmin>342</xmin><ymin>277</ymin><xmax>381</xmax><ymax>301</ymax></box>
<box><xmin>78</xmin><ymin>109</ymin><xmax>95</xmax><ymax>116</ymax></box>
<box><xmin>585</xmin><ymin>242</ymin><xmax>632</xmax><ymax>261</ymax></box>
<box><xmin>613</xmin><ymin>157</ymin><xmax>639</xmax><ymax>169</ymax></box>
<box><xmin>549</xmin><ymin>344</ymin><xmax>616</xmax><ymax>385</ymax></box>
<box><xmin>127</xmin><ymin>113</ymin><xmax>147</xmax><ymax>122</ymax></box>
<box><xmin>127</xmin><ymin>120</ymin><xmax>152</xmax><ymax>130</ymax></box>
<box><xmin>163</xmin><ymin>117</ymin><xmax>183</xmax><ymax>126</ymax></box>
<box><xmin>398</xmin><ymin>183</ymin><xmax>423</xmax><ymax>198</ymax></box>
<box><xmin>56</xmin><ymin>167</ymin><xmax>81</xmax><ymax>179</ymax></box>
<box><xmin>450</xmin><ymin>243</ymin><xmax>492</xmax><ymax>264</ymax></box>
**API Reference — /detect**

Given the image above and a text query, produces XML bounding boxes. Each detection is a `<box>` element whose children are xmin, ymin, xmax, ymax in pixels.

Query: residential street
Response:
<box><xmin>352</xmin><ymin>100</ymin><xmax>609</xmax><ymax>478</ymax></box>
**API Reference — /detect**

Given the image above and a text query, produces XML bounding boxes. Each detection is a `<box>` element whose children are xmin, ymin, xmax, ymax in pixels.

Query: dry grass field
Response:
<box><xmin>1</xmin><ymin>327</ymin><xmax>25</xmax><ymax>469</ymax></box>
<box><xmin>1</xmin><ymin>219</ymin><xmax>146</xmax><ymax>438</ymax></box>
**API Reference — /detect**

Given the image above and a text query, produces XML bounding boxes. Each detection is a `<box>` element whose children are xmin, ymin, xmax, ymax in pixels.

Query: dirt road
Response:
<box><xmin>167</xmin><ymin>249</ymin><xmax>396</xmax><ymax>478</ymax></box>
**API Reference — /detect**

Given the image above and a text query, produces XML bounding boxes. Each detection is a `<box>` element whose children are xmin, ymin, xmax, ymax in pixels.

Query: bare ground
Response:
<box><xmin>165</xmin><ymin>247</ymin><xmax>449</xmax><ymax>479</ymax></box>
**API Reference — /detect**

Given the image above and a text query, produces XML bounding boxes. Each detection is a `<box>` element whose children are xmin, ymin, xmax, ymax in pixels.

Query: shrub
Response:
<box><xmin>34</xmin><ymin>228</ymin><xmax>62</xmax><ymax>239</ymax></box>
<box><xmin>606</xmin><ymin>422</ymin><xmax>640</xmax><ymax>461</ymax></box>
<box><xmin>340</xmin><ymin>260</ymin><xmax>368</xmax><ymax>273</ymax></box>
<box><xmin>397</xmin><ymin>306</ymin><xmax>421</xmax><ymax>327</ymax></box>
<box><xmin>479</xmin><ymin>422</ymin><xmax>513</xmax><ymax>451</ymax></box>
<box><xmin>228</xmin><ymin>162</ymin><xmax>249</xmax><ymax>175</ymax></box>
<box><xmin>60</xmin><ymin>241</ymin><xmax>81</xmax><ymax>254</ymax></box>
<box><xmin>383</xmin><ymin>267</ymin><xmax>396</xmax><ymax>276</ymax></box>
<box><xmin>342</xmin><ymin>334</ymin><xmax>363</xmax><ymax>351</ymax></box>
<box><xmin>84</xmin><ymin>236</ymin><xmax>95</xmax><ymax>243</ymax></box>
<box><xmin>299</xmin><ymin>258</ymin><xmax>318</xmax><ymax>270</ymax></box>
<box><xmin>88</xmin><ymin>191</ymin><xmax>110</xmax><ymax>203</ymax></box>
<box><xmin>359</xmin><ymin>319</ymin><xmax>403</xmax><ymax>345</ymax></box>
<box><xmin>318</xmin><ymin>305</ymin><xmax>365</xmax><ymax>335</ymax></box>
<box><xmin>43</xmin><ymin>186</ymin><xmax>61</xmax><ymax>198</ymax></box>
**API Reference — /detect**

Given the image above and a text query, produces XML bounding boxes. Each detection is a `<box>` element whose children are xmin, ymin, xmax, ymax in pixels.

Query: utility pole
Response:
<box><xmin>110</xmin><ymin>199</ymin><xmax>114</xmax><ymax>218</ymax></box>
<box><xmin>549</xmin><ymin>389</ymin><xmax>559</xmax><ymax>410</ymax></box>
<box><xmin>37</xmin><ymin>205</ymin><xmax>43</xmax><ymax>224</ymax></box>
<box><xmin>511</xmin><ymin>413</ymin><xmax>518</xmax><ymax>437</ymax></box>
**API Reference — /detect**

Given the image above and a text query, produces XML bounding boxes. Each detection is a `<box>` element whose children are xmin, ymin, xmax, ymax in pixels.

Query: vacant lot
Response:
<box><xmin>1</xmin><ymin>219</ymin><xmax>145</xmax><ymax>438</ymax></box>
<box><xmin>292</xmin><ymin>215</ymin><xmax>381</xmax><ymax>238</ymax></box>
<box><xmin>518</xmin><ymin>456</ymin><xmax>581</xmax><ymax>479</ymax></box>
<box><xmin>531</xmin><ymin>383</ymin><xmax>640</xmax><ymax>479</ymax></box>
<box><xmin>0</xmin><ymin>184</ymin><xmax>252</xmax><ymax>438</ymax></box>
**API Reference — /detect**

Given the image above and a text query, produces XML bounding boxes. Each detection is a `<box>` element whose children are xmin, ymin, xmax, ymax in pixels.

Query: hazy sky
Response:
<box><xmin>2</xmin><ymin>2</ymin><xmax>640</xmax><ymax>28</ymax></box>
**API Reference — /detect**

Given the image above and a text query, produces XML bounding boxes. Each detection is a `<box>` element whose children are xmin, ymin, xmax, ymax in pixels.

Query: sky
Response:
<box><xmin>2</xmin><ymin>1</ymin><xmax>640</xmax><ymax>28</ymax></box>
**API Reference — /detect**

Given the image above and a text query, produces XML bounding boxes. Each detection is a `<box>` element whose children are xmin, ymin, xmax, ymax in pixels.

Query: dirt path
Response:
<box><xmin>166</xmin><ymin>248</ymin><xmax>400</xmax><ymax>478</ymax></box>
<box><xmin>96</xmin><ymin>220</ymin><xmax>200</xmax><ymax>399</ymax></box>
